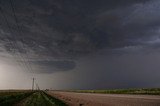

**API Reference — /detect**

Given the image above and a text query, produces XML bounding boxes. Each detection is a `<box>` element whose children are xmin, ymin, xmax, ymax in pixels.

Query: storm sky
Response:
<box><xmin>0</xmin><ymin>0</ymin><xmax>160</xmax><ymax>89</ymax></box>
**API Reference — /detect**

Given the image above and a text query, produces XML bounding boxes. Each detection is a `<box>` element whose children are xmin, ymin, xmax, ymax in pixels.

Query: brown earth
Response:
<box><xmin>47</xmin><ymin>91</ymin><xmax>160</xmax><ymax>106</ymax></box>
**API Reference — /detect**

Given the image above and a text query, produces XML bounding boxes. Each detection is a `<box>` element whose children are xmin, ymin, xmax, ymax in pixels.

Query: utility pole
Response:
<box><xmin>36</xmin><ymin>83</ymin><xmax>38</xmax><ymax>91</ymax></box>
<box><xmin>32</xmin><ymin>78</ymin><xmax>35</xmax><ymax>91</ymax></box>
<box><xmin>36</xmin><ymin>83</ymin><xmax>40</xmax><ymax>91</ymax></box>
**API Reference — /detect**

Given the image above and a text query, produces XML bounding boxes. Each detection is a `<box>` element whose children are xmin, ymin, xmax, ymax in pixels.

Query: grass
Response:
<box><xmin>68</xmin><ymin>88</ymin><xmax>160</xmax><ymax>95</ymax></box>
<box><xmin>23</xmin><ymin>91</ymin><xmax>67</xmax><ymax>106</ymax></box>
<box><xmin>43</xmin><ymin>92</ymin><xmax>67</xmax><ymax>106</ymax></box>
<box><xmin>0</xmin><ymin>91</ymin><xmax>34</xmax><ymax>106</ymax></box>
<box><xmin>0</xmin><ymin>90</ymin><xmax>67</xmax><ymax>106</ymax></box>
<box><xmin>24</xmin><ymin>92</ymin><xmax>53</xmax><ymax>106</ymax></box>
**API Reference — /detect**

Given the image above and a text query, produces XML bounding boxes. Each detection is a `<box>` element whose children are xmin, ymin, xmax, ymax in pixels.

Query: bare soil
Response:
<box><xmin>47</xmin><ymin>91</ymin><xmax>160</xmax><ymax>106</ymax></box>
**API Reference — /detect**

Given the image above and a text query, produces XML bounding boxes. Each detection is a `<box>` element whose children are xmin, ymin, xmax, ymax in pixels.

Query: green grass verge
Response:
<box><xmin>24</xmin><ymin>91</ymin><xmax>67</xmax><ymax>106</ymax></box>
<box><xmin>43</xmin><ymin>92</ymin><xmax>67</xmax><ymax>106</ymax></box>
<box><xmin>25</xmin><ymin>92</ymin><xmax>53</xmax><ymax>106</ymax></box>
<box><xmin>0</xmin><ymin>92</ymin><xmax>34</xmax><ymax>106</ymax></box>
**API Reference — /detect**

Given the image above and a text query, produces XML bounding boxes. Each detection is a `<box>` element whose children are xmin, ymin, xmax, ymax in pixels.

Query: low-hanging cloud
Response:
<box><xmin>31</xmin><ymin>60</ymin><xmax>76</xmax><ymax>73</ymax></box>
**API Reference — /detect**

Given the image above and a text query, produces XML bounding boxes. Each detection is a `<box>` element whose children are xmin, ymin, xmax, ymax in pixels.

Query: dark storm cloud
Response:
<box><xmin>31</xmin><ymin>60</ymin><xmax>76</xmax><ymax>73</ymax></box>
<box><xmin>0</xmin><ymin>0</ymin><xmax>160</xmax><ymax>75</ymax></box>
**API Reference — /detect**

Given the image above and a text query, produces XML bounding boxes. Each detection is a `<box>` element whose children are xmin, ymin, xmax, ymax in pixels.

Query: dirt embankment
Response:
<box><xmin>47</xmin><ymin>91</ymin><xmax>160</xmax><ymax>106</ymax></box>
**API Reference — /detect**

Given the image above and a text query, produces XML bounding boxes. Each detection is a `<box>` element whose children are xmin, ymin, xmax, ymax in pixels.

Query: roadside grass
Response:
<box><xmin>24</xmin><ymin>91</ymin><xmax>67</xmax><ymax>106</ymax></box>
<box><xmin>24</xmin><ymin>92</ymin><xmax>53</xmax><ymax>106</ymax></box>
<box><xmin>0</xmin><ymin>90</ymin><xmax>31</xmax><ymax>96</ymax></box>
<box><xmin>69</xmin><ymin>88</ymin><xmax>160</xmax><ymax>95</ymax></box>
<box><xmin>43</xmin><ymin>92</ymin><xmax>67</xmax><ymax>106</ymax></box>
<box><xmin>0</xmin><ymin>91</ymin><xmax>34</xmax><ymax>106</ymax></box>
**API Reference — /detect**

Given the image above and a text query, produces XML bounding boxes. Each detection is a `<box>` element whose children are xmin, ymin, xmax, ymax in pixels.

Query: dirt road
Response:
<box><xmin>48</xmin><ymin>91</ymin><xmax>160</xmax><ymax>106</ymax></box>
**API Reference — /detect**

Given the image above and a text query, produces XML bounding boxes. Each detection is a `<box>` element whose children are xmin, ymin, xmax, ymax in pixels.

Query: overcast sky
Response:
<box><xmin>0</xmin><ymin>0</ymin><xmax>160</xmax><ymax>90</ymax></box>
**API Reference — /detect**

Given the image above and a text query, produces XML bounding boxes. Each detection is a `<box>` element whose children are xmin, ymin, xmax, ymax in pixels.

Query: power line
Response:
<box><xmin>0</xmin><ymin>1</ymin><xmax>37</xmax><ymax>91</ymax></box>
<box><xmin>0</xmin><ymin>4</ymin><xmax>31</xmax><ymax>72</ymax></box>
<box><xmin>9</xmin><ymin>0</ymin><xmax>35</xmax><ymax>75</ymax></box>
<box><xmin>9</xmin><ymin>1</ymin><xmax>39</xmax><ymax>93</ymax></box>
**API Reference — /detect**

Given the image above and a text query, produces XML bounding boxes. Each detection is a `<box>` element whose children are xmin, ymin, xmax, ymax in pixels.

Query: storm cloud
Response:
<box><xmin>0</xmin><ymin>0</ymin><xmax>160</xmax><ymax>89</ymax></box>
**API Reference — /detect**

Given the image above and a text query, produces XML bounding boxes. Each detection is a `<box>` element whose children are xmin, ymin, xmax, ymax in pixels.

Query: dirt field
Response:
<box><xmin>48</xmin><ymin>91</ymin><xmax>160</xmax><ymax>106</ymax></box>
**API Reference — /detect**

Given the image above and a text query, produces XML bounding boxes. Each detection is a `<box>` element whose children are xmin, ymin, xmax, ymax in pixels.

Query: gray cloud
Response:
<box><xmin>0</xmin><ymin>0</ymin><xmax>152</xmax><ymax>58</ymax></box>
<box><xmin>0</xmin><ymin>0</ymin><xmax>160</xmax><ymax>89</ymax></box>
<box><xmin>31</xmin><ymin>60</ymin><xmax>76</xmax><ymax>73</ymax></box>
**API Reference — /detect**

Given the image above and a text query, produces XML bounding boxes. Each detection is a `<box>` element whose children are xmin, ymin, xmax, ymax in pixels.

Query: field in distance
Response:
<box><xmin>66</xmin><ymin>88</ymin><xmax>160</xmax><ymax>95</ymax></box>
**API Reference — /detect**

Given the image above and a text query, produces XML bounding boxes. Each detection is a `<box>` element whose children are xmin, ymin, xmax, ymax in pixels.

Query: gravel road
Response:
<box><xmin>48</xmin><ymin>91</ymin><xmax>160</xmax><ymax>106</ymax></box>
